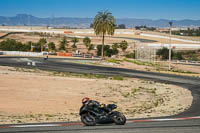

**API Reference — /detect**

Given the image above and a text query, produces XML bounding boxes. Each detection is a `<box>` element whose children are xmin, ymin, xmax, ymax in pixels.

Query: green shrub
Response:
<box><xmin>112</xmin><ymin>75</ymin><xmax>124</xmax><ymax>80</ymax></box>
<box><xmin>97</xmin><ymin>45</ymin><xmax>120</xmax><ymax>57</ymax></box>
<box><xmin>190</xmin><ymin>54</ymin><xmax>199</xmax><ymax>61</ymax></box>
<box><xmin>0</xmin><ymin>39</ymin><xmax>31</xmax><ymax>51</ymax></box>
<box><xmin>107</xmin><ymin>58</ymin><xmax>121</xmax><ymax>64</ymax></box>
<box><xmin>173</xmin><ymin>52</ymin><xmax>184</xmax><ymax>60</ymax></box>
<box><xmin>125</xmin><ymin>52</ymin><xmax>135</xmax><ymax>58</ymax></box>
<box><xmin>157</xmin><ymin>47</ymin><xmax>172</xmax><ymax>60</ymax></box>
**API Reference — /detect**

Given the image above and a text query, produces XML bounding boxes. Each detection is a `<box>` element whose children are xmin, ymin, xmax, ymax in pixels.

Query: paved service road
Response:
<box><xmin>0</xmin><ymin>56</ymin><xmax>200</xmax><ymax>133</ymax></box>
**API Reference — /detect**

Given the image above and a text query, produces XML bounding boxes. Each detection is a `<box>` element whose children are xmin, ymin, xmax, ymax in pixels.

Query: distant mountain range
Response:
<box><xmin>0</xmin><ymin>14</ymin><xmax>200</xmax><ymax>28</ymax></box>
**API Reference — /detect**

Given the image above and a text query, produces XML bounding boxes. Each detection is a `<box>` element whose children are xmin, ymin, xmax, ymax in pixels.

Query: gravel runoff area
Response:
<box><xmin>0</xmin><ymin>66</ymin><xmax>192</xmax><ymax>124</ymax></box>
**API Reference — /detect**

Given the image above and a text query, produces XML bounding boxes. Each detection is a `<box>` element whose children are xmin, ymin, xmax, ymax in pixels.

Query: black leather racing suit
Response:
<box><xmin>84</xmin><ymin>100</ymin><xmax>110</xmax><ymax>113</ymax></box>
<box><xmin>84</xmin><ymin>100</ymin><xmax>100</xmax><ymax>111</ymax></box>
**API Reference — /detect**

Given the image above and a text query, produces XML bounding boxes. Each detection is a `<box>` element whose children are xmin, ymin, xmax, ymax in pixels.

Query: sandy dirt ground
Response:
<box><xmin>0</xmin><ymin>66</ymin><xmax>192</xmax><ymax>124</ymax></box>
<box><xmin>0</xmin><ymin>33</ymin><xmax>7</xmax><ymax>38</ymax></box>
<box><xmin>0</xmin><ymin>33</ymin><xmax>6</xmax><ymax>36</ymax></box>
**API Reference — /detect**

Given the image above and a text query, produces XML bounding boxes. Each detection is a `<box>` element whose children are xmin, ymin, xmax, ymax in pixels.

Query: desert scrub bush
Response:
<box><xmin>131</xmin><ymin>88</ymin><xmax>138</xmax><ymax>95</ymax></box>
<box><xmin>82</xmin><ymin>73</ymin><xmax>107</xmax><ymax>79</ymax></box>
<box><xmin>125</xmin><ymin>52</ymin><xmax>135</xmax><ymax>58</ymax></box>
<box><xmin>106</xmin><ymin>58</ymin><xmax>122</xmax><ymax>64</ymax></box>
<box><xmin>110</xmin><ymin>87</ymin><xmax>121</xmax><ymax>93</ymax></box>
<box><xmin>123</xmin><ymin>58</ymin><xmax>161</xmax><ymax>67</ymax></box>
<box><xmin>121</xmin><ymin>92</ymin><xmax>131</xmax><ymax>98</ymax></box>
<box><xmin>50</xmin><ymin>71</ymin><xmax>108</xmax><ymax>79</ymax></box>
<box><xmin>45</xmin><ymin>114</ymin><xmax>55</xmax><ymax>117</ymax></box>
<box><xmin>171</xmin><ymin>69</ymin><xmax>197</xmax><ymax>74</ymax></box>
<box><xmin>131</xmin><ymin>87</ymin><xmax>158</xmax><ymax>96</ymax></box>
<box><xmin>153</xmin><ymin>97</ymin><xmax>164</xmax><ymax>107</ymax></box>
<box><xmin>121</xmin><ymin>88</ymin><xmax>139</xmax><ymax>98</ymax></box>
<box><xmin>139</xmin><ymin>103</ymin><xmax>154</xmax><ymax>112</ymax></box>
<box><xmin>112</xmin><ymin>75</ymin><xmax>124</xmax><ymax>80</ymax></box>
<box><xmin>147</xmin><ymin>88</ymin><xmax>157</xmax><ymax>95</ymax></box>
<box><xmin>123</xmin><ymin>58</ymin><xmax>145</xmax><ymax>65</ymax></box>
<box><xmin>125</xmin><ymin>59</ymin><xmax>141</xmax><ymax>65</ymax></box>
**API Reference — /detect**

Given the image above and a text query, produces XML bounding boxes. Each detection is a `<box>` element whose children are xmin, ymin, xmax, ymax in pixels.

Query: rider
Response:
<box><xmin>82</xmin><ymin>97</ymin><xmax>110</xmax><ymax>112</ymax></box>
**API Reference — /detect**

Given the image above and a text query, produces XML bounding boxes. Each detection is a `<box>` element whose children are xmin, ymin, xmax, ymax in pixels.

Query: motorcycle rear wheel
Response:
<box><xmin>81</xmin><ymin>114</ymin><xmax>96</xmax><ymax>126</ymax></box>
<box><xmin>112</xmin><ymin>111</ymin><xmax>126</xmax><ymax>125</ymax></box>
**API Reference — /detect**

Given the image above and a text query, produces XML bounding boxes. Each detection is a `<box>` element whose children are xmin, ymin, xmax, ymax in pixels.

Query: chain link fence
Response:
<box><xmin>136</xmin><ymin>43</ymin><xmax>157</xmax><ymax>62</ymax></box>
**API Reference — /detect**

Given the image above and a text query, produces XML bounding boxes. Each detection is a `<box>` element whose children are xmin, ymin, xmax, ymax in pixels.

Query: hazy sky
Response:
<box><xmin>0</xmin><ymin>0</ymin><xmax>200</xmax><ymax>20</ymax></box>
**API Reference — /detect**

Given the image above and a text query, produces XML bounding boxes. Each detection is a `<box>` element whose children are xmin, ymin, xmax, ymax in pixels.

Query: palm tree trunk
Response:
<box><xmin>101</xmin><ymin>32</ymin><xmax>105</xmax><ymax>57</ymax></box>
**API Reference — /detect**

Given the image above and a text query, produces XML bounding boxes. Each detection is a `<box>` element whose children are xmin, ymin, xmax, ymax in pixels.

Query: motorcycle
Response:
<box><xmin>79</xmin><ymin>103</ymin><xmax>126</xmax><ymax>126</ymax></box>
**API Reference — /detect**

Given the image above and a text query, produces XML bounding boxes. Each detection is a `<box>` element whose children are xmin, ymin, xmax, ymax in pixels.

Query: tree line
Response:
<box><xmin>157</xmin><ymin>47</ymin><xmax>200</xmax><ymax>61</ymax></box>
<box><xmin>90</xmin><ymin>23</ymin><xmax>126</xmax><ymax>29</ymax></box>
<box><xmin>0</xmin><ymin>37</ymin><xmax>82</xmax><ymax>52</ymax></box>
<box><xmin>135</xmin><ymin>25</ymin><xmax>156</xmax><ymax>31</ymax></box>
<box><xmin>0</xmin><ymin>37</ymin><xmax>129</xmax><ymax>57</ymax></box>
<box><xmin>172</xmin><ymin>28</ymin><xmax>200</xmax><ymax>36</ymax></box>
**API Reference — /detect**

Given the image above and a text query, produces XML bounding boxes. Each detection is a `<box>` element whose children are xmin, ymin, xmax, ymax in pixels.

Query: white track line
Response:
<box><xmin>10</xmin><ymin>124</ymin><xmax>59</xmax><ymax>128</ymax></box>
<box><xmin>149</xmin><ymin>118</ymin><xmax>178</xmax><ymax>121</ymax></box>
<box><xmin>131</xmin><ymin>116</ymin><xmax>200</xmax><ymax>123</ymax></box>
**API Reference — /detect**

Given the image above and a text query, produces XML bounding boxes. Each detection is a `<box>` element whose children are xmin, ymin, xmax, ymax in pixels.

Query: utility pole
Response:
<box><xmin>31</xmin><ymin>42</ymin><xmax>34</xmax><ymax>52</ymax></box>
<box><xmin>168</xmin><ymin>22</ymin><xmax>173</xmax><ymax>70</ymax></box>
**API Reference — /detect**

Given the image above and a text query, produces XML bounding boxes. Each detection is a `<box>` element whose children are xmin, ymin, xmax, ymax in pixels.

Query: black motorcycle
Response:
<box><xmin>79</xmin><ymin>104</ymin><xmax>126</xmax><ymax>126</ymax></box>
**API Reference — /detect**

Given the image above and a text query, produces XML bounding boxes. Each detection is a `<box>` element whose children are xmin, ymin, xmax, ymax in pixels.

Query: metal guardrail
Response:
<box><xmin>0</xmin><ymin>33</ymin><xmax>10</xmax><ymax>39</ymax></box>
<box><xmin>145</xmin><ymin>31</ymin><xmax>200</xmax><ymax>42</ymax></box>
<box><xmin>72</xmin><ymin>53</ymin><xmax>83</xmax><ymax>57</ymax></box>
<box><xmin>154</xmin><ymin>60</ymin><xmax>200</xmax><ymax>66</ymax></box>
<box><xmin>172</xmin><ymin>60</ymin><xmax>200</xmax><ymax>65</ymax></box>
<box><xmin>0</xmin><ymin>32</ymin><xmax>25</xmax><ymax>39</ymax></box>
<box><xmin>72</xmin><ymin>53</ymin><xmax>94</xmax><ymax>58</ymax></box>
<box><xmin>0</xmin><ymin>51</ymin><xmax>46</xmax><ymax>56</ymax></box>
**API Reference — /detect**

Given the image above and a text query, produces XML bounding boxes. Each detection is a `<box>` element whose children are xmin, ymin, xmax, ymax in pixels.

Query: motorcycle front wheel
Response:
<box><xmin>112</xmin><ymin>111</ymin><xmax>126</xmax><ymax>125</ymax></box>
<box><xmin>81</xmin><ymin>113</ymin><xmax>96</xmax><ymax>126</ymax></box>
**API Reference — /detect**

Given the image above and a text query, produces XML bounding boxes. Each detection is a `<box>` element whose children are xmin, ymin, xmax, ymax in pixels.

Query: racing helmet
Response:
<box><xmin>82</xmin><ymin>97</ymin><xmax>90</xmax><ymax>104</ymax></box>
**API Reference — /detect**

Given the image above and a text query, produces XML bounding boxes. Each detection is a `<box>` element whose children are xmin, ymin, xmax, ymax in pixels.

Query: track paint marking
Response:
<box><xmin>176</xmin><ymin>116</ymin><xmax>200</xmax><ymax>120</ymax></box>
<box><xmin>131</xmin><ymin>120</ymin><xmax>153</xmax><ymax>122</ymax></box>
<box><xmin>191</xmin><ymin>116</ymin><xmax>200</xmax><ymax>119</ymax></box>
<box><xmin>0</xmin><ymin>126</ymin><xmax>10</xmax><ymax>128</ymax></box>
<box><xmin>130</xmin><ymin>116</ymin><xmax>200</xmax><ymax>123</ymax></box>
<box><xmin>61</xmin><ymin>123</ymin><xmax>83</xmax><ymax>126</ymax></box>
<box><xmin>11</xmin><ymin>124</ymin><xmax>59</xmax><ymax>128</ymax></box>
<box><xmin>176</xmin><ymin>117</ymin><xmax>194</xmax><ymax>120</ymax></box>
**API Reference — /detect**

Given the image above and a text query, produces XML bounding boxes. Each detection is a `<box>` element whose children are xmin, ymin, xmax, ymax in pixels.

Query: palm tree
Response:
<box><xmin>39</xmin><ymin>38</ymin><xmax>47</xmax><ymax>52</ymax></box>
<box><xmin>71</xmin><ymin>37</ymin><xmax>79</xmax><ymax>48</ymax></box>
<box><xmin>83</xmin><ymin>37</ymin><xmax>91</xmax><ymax>48</ymax></box>
<box><xmin>48</xmin><ymin>42</ymin><xmax>56</xmax><ymax>51</ymax></box>
<box><xmin>83</xmin><ymin>37</ymin><xmax>94</xmax><ymax>52</ymax></box>
<box><xmin>93</xmin><ymin>10</ymin><xmax>115</xmax><ymax>57</ymax></box>
<box><xmin>59</xmin><ymin>37</ymin><xmax>68</xmax><ymax>51</ymax></box>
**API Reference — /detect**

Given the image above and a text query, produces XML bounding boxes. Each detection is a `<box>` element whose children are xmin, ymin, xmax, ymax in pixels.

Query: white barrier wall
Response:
<box><xmin>0</xmin><ymin>51</ymin><xmax>45</xmax><ymax>56</ymax></box>
<box><xmin>147</xmin><ymin>43</ymin><xmax>200</xmax><ymax>49</ymax></box>
<box><xmin>140</xmin><ymin>33</ymin><xmax>200</xmax><ymax>44</ymax></box>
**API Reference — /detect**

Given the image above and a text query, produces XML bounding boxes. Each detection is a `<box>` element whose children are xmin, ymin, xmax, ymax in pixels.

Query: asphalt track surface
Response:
<box><xmin>112</xmin><ymin>36</ymin><xmax>158</xmax><ymax>43</ymax></box>
<box><xmin>0</xmin><ymin>56</ymin><xmax>200</xmax><ymax>133</ymax></box>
